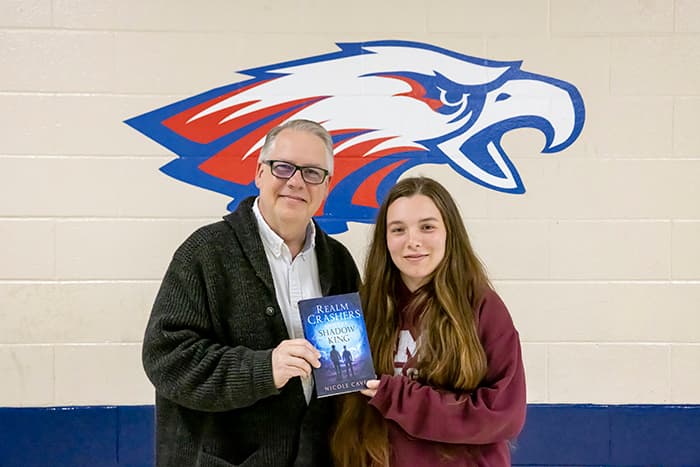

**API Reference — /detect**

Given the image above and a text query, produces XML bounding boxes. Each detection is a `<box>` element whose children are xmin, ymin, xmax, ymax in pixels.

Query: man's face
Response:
<box><xmin>255</xmin><ymin>129</ymin><xmax>330</xmax><ymax>234</ymax></box>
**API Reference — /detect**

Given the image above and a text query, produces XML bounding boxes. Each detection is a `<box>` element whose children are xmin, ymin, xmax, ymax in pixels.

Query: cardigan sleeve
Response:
<box><xmin>368</xmin><ymin>289</ymin><xmax>526</xmax><ymax>445</ymax></box>
<box><xmin>142</xmin><ymin>249</ymin><xmax>280</xmax><ymax>413</ymax></box>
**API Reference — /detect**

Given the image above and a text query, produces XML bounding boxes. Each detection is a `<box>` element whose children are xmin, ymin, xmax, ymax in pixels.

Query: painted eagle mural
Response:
<box><xmin>125</xmin><ymin>40</ymin><xmax>585</xmax><ymax>233</ymax></box>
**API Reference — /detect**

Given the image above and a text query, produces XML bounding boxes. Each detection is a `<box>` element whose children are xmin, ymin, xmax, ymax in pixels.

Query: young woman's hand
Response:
<box><xmin>360</xmin><ymin>379</ymin><xmax>381</xmax><ymax>398</ymax></box>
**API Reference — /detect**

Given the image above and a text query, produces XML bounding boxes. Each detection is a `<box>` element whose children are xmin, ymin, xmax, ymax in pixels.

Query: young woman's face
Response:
<box><xmin>386</xmin><ymin>194</ymin><xmax>447</xmax><ymax>292</ymax></box>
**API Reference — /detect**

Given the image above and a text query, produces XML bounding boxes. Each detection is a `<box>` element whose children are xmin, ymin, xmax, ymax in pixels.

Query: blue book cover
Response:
<box><xmin>298</xmin><ymin>292</ymin><xmax>376</xmax><ymax>397</ymax></box>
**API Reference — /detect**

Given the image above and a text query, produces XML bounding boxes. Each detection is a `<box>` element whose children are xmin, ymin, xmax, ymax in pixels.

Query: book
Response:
<box><xmin>298</xmin><ymin>292</ymin><xmax>376</xmax><ymax>397</ymax></box>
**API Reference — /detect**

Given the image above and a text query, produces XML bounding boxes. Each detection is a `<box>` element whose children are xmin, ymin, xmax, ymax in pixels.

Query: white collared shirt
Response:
<box><xmin>252</xmin><ymin>198</ymin><xmax>322</xmax><ymax>403</ymax></box>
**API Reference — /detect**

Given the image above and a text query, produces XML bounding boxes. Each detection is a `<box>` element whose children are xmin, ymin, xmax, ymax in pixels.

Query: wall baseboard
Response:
<box><xmin>0</xmin><ymin>404</ymin><xmax>698</xmax><ymax>466</ymax></box>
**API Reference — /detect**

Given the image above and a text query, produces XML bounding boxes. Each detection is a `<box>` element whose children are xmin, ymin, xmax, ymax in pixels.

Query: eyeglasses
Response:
<box><xmin>262</xmin><ymin>160</ymin><xmax>329</xmax><ymax>185</ymax></box>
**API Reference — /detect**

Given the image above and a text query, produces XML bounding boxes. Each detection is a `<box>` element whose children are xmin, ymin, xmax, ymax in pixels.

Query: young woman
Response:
<box><xmin>331</xmin><ymin>177</ymin><xmax>526</xmax><ymax>466</ymax></box>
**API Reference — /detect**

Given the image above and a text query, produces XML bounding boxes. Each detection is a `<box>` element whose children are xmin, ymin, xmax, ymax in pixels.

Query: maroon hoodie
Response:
<box><xmin>368</xmin><ymin>286</ymin><xmax>527</xmax><ymax>466</ymax></box>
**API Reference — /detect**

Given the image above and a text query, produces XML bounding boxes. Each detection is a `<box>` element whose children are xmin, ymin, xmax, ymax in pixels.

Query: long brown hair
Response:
<box><xmin>331</xmin><ymin>177</ymin><xmax>490</xmax><ymax>467</ymax></box>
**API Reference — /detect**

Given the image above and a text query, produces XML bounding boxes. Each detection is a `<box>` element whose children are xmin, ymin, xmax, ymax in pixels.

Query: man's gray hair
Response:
<box><xmin>258</xmin><ymin>119</ymin><xmax>334</xmax><ymax>174</ymax></box>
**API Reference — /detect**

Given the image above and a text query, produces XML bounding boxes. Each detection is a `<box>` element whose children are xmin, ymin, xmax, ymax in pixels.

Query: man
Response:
<box><xmin>142</xmin><ymin>119</ymin><xmax>360</xmax><ymax>466</ymax></box>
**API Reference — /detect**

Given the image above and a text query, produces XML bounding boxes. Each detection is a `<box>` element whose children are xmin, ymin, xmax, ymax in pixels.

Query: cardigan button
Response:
<box><xmin>264</xmin><ymin>306</ymin><xmax>275</xmax><ymax>317</ymax></box>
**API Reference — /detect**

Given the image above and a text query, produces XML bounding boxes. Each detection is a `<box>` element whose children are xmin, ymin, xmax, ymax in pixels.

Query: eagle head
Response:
<box><xmin>126</xmin><ymin>40</ymin><xmax>585</xmax><ymax>233</ymax></box>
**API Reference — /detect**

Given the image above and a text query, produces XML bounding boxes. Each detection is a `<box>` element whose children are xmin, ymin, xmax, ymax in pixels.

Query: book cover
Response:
<box><xmin>298</xmin><ymin>292</ymin><xmax>376</xmax><ymax>397</ymax></box>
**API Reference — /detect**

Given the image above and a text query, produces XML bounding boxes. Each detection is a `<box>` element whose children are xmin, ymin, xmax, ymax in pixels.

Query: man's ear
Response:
<box><xmin>254</xmin><ymin>162</ymin><xmax>264</xmax><ymax>188</ymax></box>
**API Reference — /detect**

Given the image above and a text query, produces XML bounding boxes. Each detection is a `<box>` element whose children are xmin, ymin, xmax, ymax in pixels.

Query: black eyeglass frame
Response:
<box><xmin>262</xmin><ymin>160</ymin><xmax>330</xmax><ymax>185</ymax></box>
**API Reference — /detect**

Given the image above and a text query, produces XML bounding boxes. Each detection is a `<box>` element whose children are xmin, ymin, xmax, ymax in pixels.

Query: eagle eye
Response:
<box><xmin>438</xmin><ymin>87</ymin><xmax>467</xmax><ymax>107</ymax></box>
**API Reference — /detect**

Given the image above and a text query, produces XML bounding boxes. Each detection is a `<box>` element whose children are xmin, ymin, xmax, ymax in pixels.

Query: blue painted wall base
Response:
<box><xmin>0</xmin><ymin>404</ymin><xmax>698</xmax><ymax>466</ymax></box>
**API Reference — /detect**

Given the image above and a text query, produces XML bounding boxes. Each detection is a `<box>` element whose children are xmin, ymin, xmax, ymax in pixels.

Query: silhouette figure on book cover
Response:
<box><xmin>298</xmin><ymin>292</ymin><xmax>376</xmax><ymax>397</ymax></box>
<box><xmin>342</xmin><ymin>346</ymin><xmax>354</xmax><ymax>377</ymax></box>
<box><xmin>330</xmin><ymin>345</ymin><xmax>343</xmax><ymax>378</ymax></box>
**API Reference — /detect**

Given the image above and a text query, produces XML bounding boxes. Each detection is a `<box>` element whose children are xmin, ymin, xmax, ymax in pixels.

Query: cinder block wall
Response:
<box><xmin>2</xmin><ymin>0</ymin><xmax>699</xmax><ymax>414</ymax></box>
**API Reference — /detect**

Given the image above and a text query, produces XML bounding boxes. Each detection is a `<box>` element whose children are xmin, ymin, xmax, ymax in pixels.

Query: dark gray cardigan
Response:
<box><xmin>142</xmin><ymin>197</ymin><xmax>360</xmax><ymax>466</ymax></box>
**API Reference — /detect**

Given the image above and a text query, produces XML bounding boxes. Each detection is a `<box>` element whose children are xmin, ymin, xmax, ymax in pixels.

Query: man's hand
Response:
<box><xmin>271</xmin><ymin>339</ymin><xmax>321</xmax><ymax>389</ymax></box>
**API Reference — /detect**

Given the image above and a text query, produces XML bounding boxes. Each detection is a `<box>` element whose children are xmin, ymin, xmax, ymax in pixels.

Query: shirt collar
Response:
<box><xmin>252</xmin><ymin>197</ymin><xmax>316</xmax><ymax>258</ymax></box>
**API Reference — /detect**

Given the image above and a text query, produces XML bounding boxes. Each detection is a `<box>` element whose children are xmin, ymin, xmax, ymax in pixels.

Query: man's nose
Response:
<box><xmin>286</xmin><ymin>168</ymin><xmax>305</xmax><ymax>186</ymax></box>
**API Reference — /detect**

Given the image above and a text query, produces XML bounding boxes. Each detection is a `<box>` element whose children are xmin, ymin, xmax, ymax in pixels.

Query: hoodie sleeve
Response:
<box><xmin>368</xmin><ymin>289</ymin><xmax>527</xmax><ymax>445</ymax></box>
